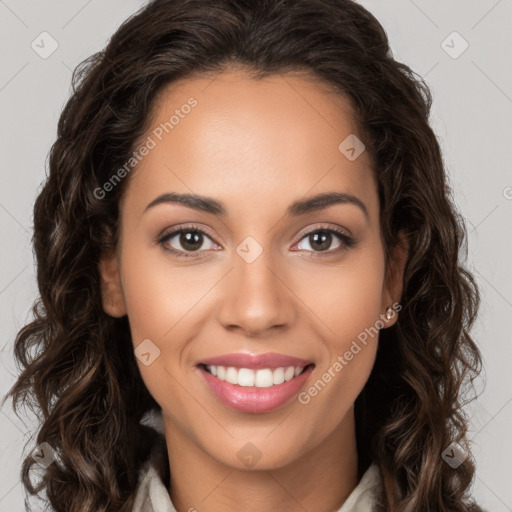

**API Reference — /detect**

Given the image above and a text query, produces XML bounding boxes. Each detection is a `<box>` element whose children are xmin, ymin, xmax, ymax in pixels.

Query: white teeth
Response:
<box><xmin>225</xmin><ymin>367</ymin><xmax>238</xmax><ymax>385</ymax></box>
<box><xmin>255</xmin><ymin>369</ymin><xmax>274</xmax><ymax>388</ymax></box>
<box><xmin>273</xmin><ymin>367</ymin><xmax>285</xmax><ymax>385</ymax></box>
<box><xmin>238</xmin><ymin>368</ymin><xmax>255</xmax><ymax>387</ymax></box>
<box><xmin>205</xmin><ymin>365</ymin><xmax>307</xmax><ymax>387</ymax></box>
<box><xmin>284</xmin><ymin>366</ymin><xmax>295</xmax><ymax>381</ymax></box>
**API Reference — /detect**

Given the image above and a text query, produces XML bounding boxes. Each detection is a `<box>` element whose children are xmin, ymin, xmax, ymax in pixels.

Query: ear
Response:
<box><xmin>98</xmin><ymin>250</ymin><xmax>127</xmax><ymax>317</ymax></box>
<box><xmin>381</xmin><ymin>230</ymin><xmax>409</xmax><ymax>328</ymax></box>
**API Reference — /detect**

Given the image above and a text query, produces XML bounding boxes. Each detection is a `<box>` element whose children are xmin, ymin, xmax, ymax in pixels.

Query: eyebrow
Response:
<box><xmin>143</xmin><ymin>191</ymin><xmax>369</xmax><ymax>220</ymax></box>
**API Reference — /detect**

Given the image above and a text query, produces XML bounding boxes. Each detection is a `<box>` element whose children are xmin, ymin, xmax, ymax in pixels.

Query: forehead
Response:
<box><xmin>122</xmin><ymin>68</ymin><xmax>378</xmax><ymax>221</ymax></box>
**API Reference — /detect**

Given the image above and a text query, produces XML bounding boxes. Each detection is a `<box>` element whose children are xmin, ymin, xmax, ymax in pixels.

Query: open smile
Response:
<box><xmin>196</xmin><ymin>352</ymin><xmax>315</xmax><ymax>413</ymax></box>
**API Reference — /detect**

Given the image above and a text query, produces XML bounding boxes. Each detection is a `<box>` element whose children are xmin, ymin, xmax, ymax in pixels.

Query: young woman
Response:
<box><xmin>6</xmin><ymin>0</ymin><xmax>485</xmax><ymax>510</ymax></box>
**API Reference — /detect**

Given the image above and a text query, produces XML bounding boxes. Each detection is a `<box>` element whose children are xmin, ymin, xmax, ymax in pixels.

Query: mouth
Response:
<box><xmin>200</xmin><ymin>363</ymin><xmax>313</xmax><ymax>387</ymax></box>
<box><xmin>196</xmin><ymin>352</ymin><xmax>315</xmax><ymax>413</ymax></box>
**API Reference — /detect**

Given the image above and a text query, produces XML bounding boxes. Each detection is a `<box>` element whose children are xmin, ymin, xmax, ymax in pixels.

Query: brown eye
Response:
<box><xmin>297</xmin><ymin>229</ymin><xmax>343</xmax><ymax>252</ymax></box>
<box><xmin>178</xmin><ymin>231</ymin><xmax>203</xmax><ymax>251</ymax></box>
<box><xmin>307</xmin><ymin>231</ymin><xmax>333</xmax><ymax>251</ymax></box>
<box><xmin>158</xmin><ymin>227</ymin><xmax>217</xmax><ymax>258</ymax></box>
<box><xmin>293</xmin><ymin>227</ymin><xmax>355</xmax><ymax>256</ymax></box>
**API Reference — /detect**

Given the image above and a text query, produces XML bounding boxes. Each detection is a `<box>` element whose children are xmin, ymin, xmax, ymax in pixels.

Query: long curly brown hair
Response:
<box><xmin>5</xmin><ymin>0</ymin><xmax>485</xmax><ymax>510</ymax></box>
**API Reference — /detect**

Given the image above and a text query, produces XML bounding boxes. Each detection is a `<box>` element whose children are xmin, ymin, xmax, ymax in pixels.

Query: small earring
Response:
<box><xmin>385</xmin><ymin>306</ymin><xmax>395</xmax><ymax>320</ymax></box>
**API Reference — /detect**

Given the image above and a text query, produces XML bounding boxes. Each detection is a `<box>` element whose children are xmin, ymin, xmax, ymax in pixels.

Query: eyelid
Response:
<box><xmin>290</xmin><ymin>223</ymin><xmax>355</xmax><ymax>256</ymax></box>
<box><xmin>158</xmin><ymin>223</ymin><xmax>218</xmax><ymax>243</ymax></box>
<box><xmin>157</xmin><ymin>222</ymin><xmax>355</xmax><ymax>257</ymax></box>
<box><xmin>293</xmin><ymin>222</ymin><xmax>352</xmax><ymax>243</ymax></box>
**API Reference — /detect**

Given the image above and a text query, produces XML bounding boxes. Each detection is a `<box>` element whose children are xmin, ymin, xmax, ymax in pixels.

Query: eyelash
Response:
<box><xmin>157</xmin><ymin>224</ymin><xmax>356</xmax><ymax>259</ymax></box>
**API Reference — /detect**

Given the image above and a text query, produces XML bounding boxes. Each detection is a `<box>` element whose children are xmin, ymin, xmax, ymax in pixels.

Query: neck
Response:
<box><xmin>163</xmin><ymin>412</ymin><xmax>360</xmax><ymax>512</ymax></box>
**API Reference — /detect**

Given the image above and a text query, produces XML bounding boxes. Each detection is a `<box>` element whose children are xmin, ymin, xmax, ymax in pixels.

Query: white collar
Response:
<box><xmin>132</xmin><ymin>442</ymin><xmax>384</xmax><ymax>512</ymax></box>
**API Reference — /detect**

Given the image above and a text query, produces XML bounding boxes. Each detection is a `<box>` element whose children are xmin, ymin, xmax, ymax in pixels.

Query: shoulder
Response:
<box><xmin>132</xmin><ymin>439</ymin><xmax>175</xmax><ymax>512</ymax></box>
<box><xmin>337</xmin><ymin>462</ymin><xmax>385</xmax><ymax>511</ymax></box>
<box><xmin>132</xmin><ymin>412</ymin><xmax>173</xmax><ymax>512</ymax></box>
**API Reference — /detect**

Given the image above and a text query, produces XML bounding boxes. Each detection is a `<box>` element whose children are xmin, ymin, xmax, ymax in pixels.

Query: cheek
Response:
<box><xmin>119</xmin><ymin>243</ymin><xmax>212</xmax><ymax>344</ymax></box>
<box><xmin>297</xmin><ymin>335</ymin><xmax>378</xmax><ymax>444</ymax></box>
<box><xmin>118</xmin><ymin>243</ymin><xmax>213</xmax><ymax>417</ymax></box>
<box><xmin>292</xmin><ymin>247</ymin><xmax>384</xmax><ymax>419</ymax></box>
<box><xmin>291</xmin><ymin>246</ymin><xmax>385</xmax><ymax>343</ymax></box>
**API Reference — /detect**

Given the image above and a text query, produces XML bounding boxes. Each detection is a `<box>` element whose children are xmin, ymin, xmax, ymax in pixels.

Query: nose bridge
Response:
<box><xmin>217</xmin><ymin>242</ymin><xmax>294</xmax><ymax>334</ymax></box>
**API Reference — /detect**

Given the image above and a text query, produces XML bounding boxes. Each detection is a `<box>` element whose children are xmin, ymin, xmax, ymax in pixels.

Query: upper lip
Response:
<box><xmin>197</xmin><ymin>352</ymin><xmax>313</xmax><ymax>370</ymax></box>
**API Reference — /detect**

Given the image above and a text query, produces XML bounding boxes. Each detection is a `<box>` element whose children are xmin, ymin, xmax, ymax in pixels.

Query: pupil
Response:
<box><xmin>310</xmin><ymin>231</ymin><xmax>331</xmax><ymax>251</ymax></box>
<box><xmin>180</xmin><ymin>231</ymin><xmax>202</xmax><ymax>251</ymax></box>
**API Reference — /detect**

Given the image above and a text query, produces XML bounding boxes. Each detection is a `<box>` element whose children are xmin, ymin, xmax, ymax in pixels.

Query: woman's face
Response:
<box><xmin>100</xmin><ymin>68</ymin><xmax>405</xmax><ymax>471</ymax></box>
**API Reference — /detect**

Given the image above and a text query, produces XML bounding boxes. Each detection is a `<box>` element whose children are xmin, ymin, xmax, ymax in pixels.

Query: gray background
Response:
<box><xmin>1</xmin><ymin>0</ymin><xmax>511</xmax><ymax>510</ymax></box>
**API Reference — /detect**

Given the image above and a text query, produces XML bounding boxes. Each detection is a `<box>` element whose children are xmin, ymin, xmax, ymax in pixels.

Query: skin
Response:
<box><xmin>99</xmin><ymin>66</ymin><xmax>407</xmax><ymax>512</ymax></box>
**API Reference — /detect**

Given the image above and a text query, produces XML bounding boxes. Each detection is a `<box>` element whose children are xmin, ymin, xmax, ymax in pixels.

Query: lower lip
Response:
<box><xmin>198</xmin><ymin>365</ymin><xmax>314</xmax><ymax>413</ymax></box>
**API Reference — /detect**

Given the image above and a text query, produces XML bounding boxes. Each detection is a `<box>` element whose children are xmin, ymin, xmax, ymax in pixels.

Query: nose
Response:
<box><xmin>216</xmin><ymin>249</ymin><xmax>296</xmax><ymax>337</ymax></box>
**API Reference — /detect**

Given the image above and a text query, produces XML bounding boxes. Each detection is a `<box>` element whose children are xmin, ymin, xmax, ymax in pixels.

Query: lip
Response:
<box><xmin>197</xmin><ymin>352</ymin><xmax>313</xmax><ymax>370</ymax></box>
<box><xmin>196</xmin><ymin>352</ymin><xmax>315</xmax><ymax>414</ymax></box>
